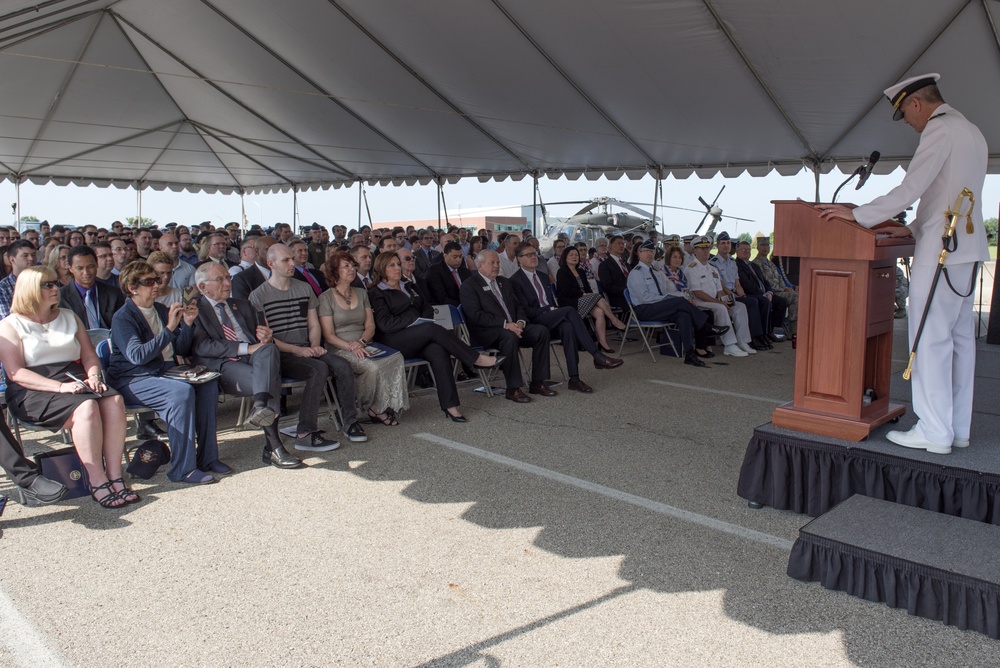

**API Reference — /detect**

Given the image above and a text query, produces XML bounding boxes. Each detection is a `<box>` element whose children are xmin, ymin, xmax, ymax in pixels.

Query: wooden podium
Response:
<box><xmin>770</xmin><ymin>201</ymin><xmax>914</xmax><ymax>441</ymax></box>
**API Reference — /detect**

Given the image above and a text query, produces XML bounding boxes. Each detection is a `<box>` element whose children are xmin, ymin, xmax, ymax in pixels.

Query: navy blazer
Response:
<box><xmin>230</xmin><ymin>265</ymin><xmax>267</xmax><ymax>300</ymax></box>
<box><xmin>106</xmin><ymin>300</ymin><xmax>193</xmax><ymax>386</ymax></box>
<box><xmin>597</xmin><ymin>255</ymin><xmax>629</xmax><ymax>311</ymax></box>
<box><xmin>509</xmin><ymin>269</ymin><xmax>559</xmax><ymax>320</ymax></box>
<box><xmin>459</xmin><ymin>272</ymin><xmax>528</xmax><ymax>335</ymax></box>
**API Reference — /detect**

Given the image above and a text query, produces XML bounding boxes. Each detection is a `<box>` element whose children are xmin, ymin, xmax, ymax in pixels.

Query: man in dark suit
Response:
<box><xmin>509</xmin><ymin>242</ymin><xmax>623</xmax><ymax>393</ymax></box>
<box><xmin>59</xmin><ymin>245</ymin><xmax>124</xmax><ymax>329</ymax></box>
<box><xmin>735</xmin><ymin>240</ymin><xmax>787</xmax><ymax>343</ymax></box>
<box><xmin>597</xmin><ymin>236</ymin><xmax>631</xmax><ymax>312</ymax></box>
<box><xmin>459</xmin><ymin>250</ymin><xmax>551</xmax><ymax>403</ymax></box>
<box><xmin>189</xmin><ymin>262</ymin><xmax>302</xmax><ymax>469</ymax></box>
<box><xmin>413</xmin><ymin>230</ymin><xmax>441</xmax><ymax>280</ymax></box>
<box><xmin>230</xmin><ymin>236</ymin><xmax>277</xmax><ymax>300</ymax></box>
<box><xmin>424</xmin><ymin>241</ymin><xmax>471</xmax><ymax>305</ymax></box>
<box><xmin>289</xmin><ymin>238</ymin><xmax>328</xmax><ymax>296</ymax></box>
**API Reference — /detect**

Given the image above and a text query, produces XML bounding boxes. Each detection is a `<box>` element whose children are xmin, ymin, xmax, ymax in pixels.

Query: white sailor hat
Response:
<box><xmin>681</xmin><ymin>234</ymin><xmax>697</xmax><ymax>243</ymax></box>
<box><xmin>884</xmin><ymin>73</ymin><xmax>940</xmax><ymax>121</ymax></box>
<box><xmin>664</xmin><ymin>234</ymin><xmax>681</xmax><ymax>246</ymax></box>
<box><xmin>692</xmin><ymin>235</ymin><xmax>713</xmax><ymax>249</ymax></box>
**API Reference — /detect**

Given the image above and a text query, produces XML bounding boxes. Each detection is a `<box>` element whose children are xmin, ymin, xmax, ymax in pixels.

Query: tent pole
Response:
<box><xmin>240</xmin><ymin>190</ymin><xmax>247</xmax><ymax>231</ymax></box>
<box><xmin>532</xmin><ymin>173</ymin><xmax>538</xmax><ymax>237</ymax></box>
<box><xmin>14</xmin><ymin>177</ymin><xmax>21</xmax><ymax>231</ymax></box>
<box><xmin>358</xmin><ymin>181</ymin><xmax>363</xmax><ymax>231</ymax></box>
<box><xmin>813</xmin><ymin>163</ymin><xmax>821</xmax><ymax>203</ymax></box>
<box><xmin>437</xmin><ymin>180</ymin><xmax>442</xmax><ymax>232</ymax></box>
<box><xmin>137</xmin><ymin>184</ymin><xmax>142</xmax><ymax>227</ymax></box>
<box><xmin>651</xmin><ymin>169</ymin><xmax>660</xmax><ymax>235</ymax></box>
<box><xmin>292</xmin><ymin>186</ymin><xmax>299</xmax><ymax>234</ymax></box>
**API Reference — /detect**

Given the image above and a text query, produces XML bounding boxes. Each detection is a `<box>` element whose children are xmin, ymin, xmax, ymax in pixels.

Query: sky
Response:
<box><xmin>2</xmin><ymin>167</ymin><xmax>999</xmax><ymax>239</ymax></box>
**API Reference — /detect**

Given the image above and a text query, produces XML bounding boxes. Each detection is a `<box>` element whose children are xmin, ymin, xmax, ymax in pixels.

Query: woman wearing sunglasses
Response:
<box><xmin>105</xmin><ymin>261</ymin><xmax>226</xmax><ymax>486</ymax></box>
<box><xmin>0</xmin><ymin>266</ymin><xmax>132</xmax><ymax>508</ymax></box>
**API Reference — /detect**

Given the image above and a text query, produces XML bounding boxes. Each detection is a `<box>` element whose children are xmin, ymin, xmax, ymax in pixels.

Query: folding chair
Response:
<box><xmin>617</xmin><ymin>288</ymin><xmax>679</xmax><ymax>363</ymax></box>
<box><xmin>453</xmin><ymin>305</ymin><xmax>504</xmax><ymax>397</ymax></box>
<box><xmin>94</xmin><ymin>339</ymin><xmax>157</xmax><ymax>460</ymax></box>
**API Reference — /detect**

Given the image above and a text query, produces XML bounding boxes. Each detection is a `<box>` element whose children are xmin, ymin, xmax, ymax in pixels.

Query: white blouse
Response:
<box><xmin>6</xmin><ymin>308</ymin><xmax>81</xmax><ymax>366</ymax></box>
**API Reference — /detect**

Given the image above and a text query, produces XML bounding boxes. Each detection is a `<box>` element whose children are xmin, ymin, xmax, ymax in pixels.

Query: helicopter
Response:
<box><xmin>535</xmin><ymin>190</ymin><xmax>753</xmax><ymax>250</ymax></box>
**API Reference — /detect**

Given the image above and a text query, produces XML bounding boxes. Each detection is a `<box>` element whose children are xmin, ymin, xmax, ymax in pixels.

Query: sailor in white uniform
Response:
<box><xmin>686</xmin><ymin>235</ymin><xmax>754</xmax><ymax>357</ymax></box>
<box><xmin>817</xmin><ymin>73</ymin><xmax>988</xmax><ymax>455</ymax></box>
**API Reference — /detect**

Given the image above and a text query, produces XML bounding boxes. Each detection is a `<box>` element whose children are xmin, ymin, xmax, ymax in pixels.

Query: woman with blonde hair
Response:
<box><xmin>0</xmin><ymin>266</ymin><xmax>132</xmax><ymax>507</ymax></box>
<box><xmin>45</xmin><ymin>243</ymin><xmax>72</xmax><ymax>286</ymax></box>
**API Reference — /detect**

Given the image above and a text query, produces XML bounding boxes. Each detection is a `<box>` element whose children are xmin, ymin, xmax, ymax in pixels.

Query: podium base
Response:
<box><xmin>771</xmin><ymin>402</ymin><xmax>906</xmax><ymax>441</ymax></box>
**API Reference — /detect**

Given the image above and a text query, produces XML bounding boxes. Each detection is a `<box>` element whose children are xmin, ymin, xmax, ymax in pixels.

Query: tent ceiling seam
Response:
<box><xmin>982</xmin><ymin>0</ymin><xmax>1000</xmax><ymax>62</ymax></box>
<box><xmin>200</xmin><ymin>0</ymin><xmax>438</xmax><ymax>179</ymax></box>
<box><xmin>190</xmin><ymin>120</ymin><xmax>352</xmax><ymax>178</ymax></box>
<box><xmin>24</xmin><ymin>120</ymin><xmax>186</xmax><ymax>174</ymax></box>
<box><xmin>490</xmin><ymin>0</ymin><xmax>656</xmax><ymax>168</ymax></box>
<box><xmin>137</xmin><ymin>122</ymin><xmax>184</xmax><ymax>184</ymax></box>
<box><xmin>114</xmin><ymin>12</ymin><xmax>358</xmax><ymax>182</ymax></box>
<box><xmin>0</xmin><ymin>0</ymin><xmax>102</xmax><ymax>38</ymax></box>
<box><xmin>699</xmin><ymin>0</ymin><xmax>817</xmax><ymax>162</ymax></box>
<box><xmin>327</xmin><ymin>0</ymin><xmax>530</xmax><ymax>171</ymax></box>
<box><xmin>191</xmin><ymin>124</ymin><xmax>285</xmax><ymax>186</ymax></box>
<box><xmin>823</xmin><ymin>0</ymin><xmax>972</xmax><ymax>157</ymax></box>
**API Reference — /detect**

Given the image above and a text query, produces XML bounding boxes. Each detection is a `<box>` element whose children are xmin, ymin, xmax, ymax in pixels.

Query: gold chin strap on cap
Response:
<box><xmin>902</xmin><ymin>187</ymin><xmax>975</xmax><ymax>381</ymax></box>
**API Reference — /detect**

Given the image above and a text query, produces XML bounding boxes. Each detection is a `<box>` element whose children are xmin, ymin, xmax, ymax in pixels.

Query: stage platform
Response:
<box><xmin>788</xmin><ymin>495</ymin><xmax>1000</xmax><ymax>639</ymax></box>
<box><xmin>737</xmin><ymin>340</ymin><xmax>1000</xmax><ymax>525</ymax></box>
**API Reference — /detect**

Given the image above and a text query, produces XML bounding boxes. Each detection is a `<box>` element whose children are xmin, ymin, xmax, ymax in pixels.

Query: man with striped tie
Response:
<box><xmin>190</xmin><ymin>262</ymin><xmax>302</xmax><ymax>470</ymax></box>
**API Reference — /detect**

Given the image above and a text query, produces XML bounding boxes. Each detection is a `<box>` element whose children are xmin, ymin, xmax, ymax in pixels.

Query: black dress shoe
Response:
<box><xmin>136</xmin><ymin>421</ymin><xmax>167</xmax><ymax>439</ymax></box>
<box><xmin>684</xmin><ymin>351</ymin><xmax>707</xmax><ymax>367</ymax></box>
<box><xmin>593</xmin><ymin>353</ymin><xmax>624</xmax><ymax>370</ymax></box>
<box><xmin>20</xmin><ymin>475</ymin><xmax>68</xmax><ymax>506</ymax></box>
<box><xmin>567</xmin><ymin>378</ymin><xmax>593</xmax><ymax>393</ymax></box>
<box><xmin>442</xmin><ymin>409</ymin><xmax>468</xmax><ymax>423</ymax></box>
<box><xmin>528</xmin><ymin>383</ymin><xmax>558</xmax><ymax>397</ymax></box>
<box><xmin>505</xmin><ymin>388</ymin><xmax>532</xmax><ymax>403</ymax></box>
<box><xmin>709</xmin><ymin>325</ymin><xmax>730</xmax><ymax>337</ymax></box>
<box><xmin>264</xmin><ymin>445</ymin><xmax>303</xmax><ymax>469</ymax></box>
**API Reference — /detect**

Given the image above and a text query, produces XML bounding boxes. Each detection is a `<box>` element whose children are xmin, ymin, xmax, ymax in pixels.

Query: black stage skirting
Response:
<box><xmin>788</xmin><ymin>495</ymin><xmax>1000</xmax><ymax>639</ymax></box>
<box><xmin>737</xmin><ymin>422</ymin><xmax>1000</xmax><ymax>526</ymax></box>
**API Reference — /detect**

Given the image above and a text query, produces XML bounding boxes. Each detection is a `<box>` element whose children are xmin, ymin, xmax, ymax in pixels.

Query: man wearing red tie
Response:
<box><xmin>423</xmin><ymin>242</ymin><xmax>471</xmax><ymax>306</ymax></box>
<box><xmin>288</xmin><ymin>239</ymin><xmax>328</xmax><ymax>296</ymax></box>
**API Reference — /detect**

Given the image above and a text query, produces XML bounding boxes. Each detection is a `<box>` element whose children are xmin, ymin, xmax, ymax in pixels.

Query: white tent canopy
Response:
<box><xmin>1</xmin><ymin>0</ymin><xmax>998</xmax><ymax>194</ymax></box>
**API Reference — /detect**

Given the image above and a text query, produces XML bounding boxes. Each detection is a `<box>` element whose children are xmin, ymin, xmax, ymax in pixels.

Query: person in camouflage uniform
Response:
<box><xmin>751</xmin><ymin>237</ymin><xmax>797</xmax><ymax>337</ymax></box>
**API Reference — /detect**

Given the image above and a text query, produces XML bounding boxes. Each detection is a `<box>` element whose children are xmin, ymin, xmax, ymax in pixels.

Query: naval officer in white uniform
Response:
<box><xmin>817</xmin><ymin>73</ymin><xmax>988</xmax><ymax>455</ymax></box>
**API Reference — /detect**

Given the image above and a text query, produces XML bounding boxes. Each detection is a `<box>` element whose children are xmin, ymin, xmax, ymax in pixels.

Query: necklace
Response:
<box><xmin>336</xmin><ymin>285</ymin><xmax>353</xmax><ymax>307</ymax></box>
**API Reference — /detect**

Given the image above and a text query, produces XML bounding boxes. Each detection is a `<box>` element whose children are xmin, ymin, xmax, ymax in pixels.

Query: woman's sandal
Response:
<box><xmin>368</xmin><ymin>409</ymin><xmax>399</xmax><ymax>426</ymax></box>
<box><xmin>89</xmin><ymin>481</ymin><xmax>126</xmax><ymax>509</ymax></box>
<box><xmin>109</xmin><ymin>477</ymin><xmax>141</xmax><ymax>504</ymax></box>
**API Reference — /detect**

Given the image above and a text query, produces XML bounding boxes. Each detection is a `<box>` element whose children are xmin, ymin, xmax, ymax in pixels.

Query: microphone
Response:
<box><xmin>855</xmin><ymin>151</ymin><xmax>880</xmax><ymax>190</ymax></box>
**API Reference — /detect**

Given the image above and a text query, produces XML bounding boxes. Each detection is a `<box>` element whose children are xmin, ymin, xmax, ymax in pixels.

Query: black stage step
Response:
<box><xmin>787</xmin><ymin>495</ymin><xmax>1000</xmax><ymax>639</ymax></box>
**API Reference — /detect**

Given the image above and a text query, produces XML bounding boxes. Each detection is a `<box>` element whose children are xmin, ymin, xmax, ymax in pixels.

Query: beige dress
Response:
<box><xmin>317</xmin><ymin>287</ymin><xmax>408</xmax><ymax>414</ymax></box>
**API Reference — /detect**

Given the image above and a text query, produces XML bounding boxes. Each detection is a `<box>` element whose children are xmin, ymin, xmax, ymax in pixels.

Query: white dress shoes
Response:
<box><xmin>886</xmin><ymin>428</ymin><xmax>952</xmax><ymax>455</ymax></box>
<box><xmin>737</xmin><ymin>342</ymin><xmax>757</xmax><ymax>355</ymax></box>
<box><xmin>952</xmin><ymin>437</ymin><xmax>970</xmax><ymax>448</ymax></box>
<box><xmin>723</xmin><ymin>344</ymin><xmax>748</xmax><ymax>357</ymax></box>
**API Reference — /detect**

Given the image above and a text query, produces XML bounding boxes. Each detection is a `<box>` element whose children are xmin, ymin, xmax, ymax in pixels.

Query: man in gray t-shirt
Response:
<box><xmin>250</xmin><ymin>244</ymin><xmax>367</xmax><ymax>450</ymax></box>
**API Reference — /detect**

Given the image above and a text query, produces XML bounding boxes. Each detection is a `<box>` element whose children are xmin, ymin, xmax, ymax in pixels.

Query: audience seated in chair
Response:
<box><xmin>0</xmin><ymin>266</ymin><xmax>133</xmax><ymax>508</ymax></box>
<box><xmin>107</xmin><ymin>261</ymin><xmax>225</xmax><ymax>485</ymax></box>
<box><xmin>510</xmin><ymin>241</ymin><xmax>623</xmax><ymax>393</ymax></box>
<box><xmin>555</xmin><ymin>245</ymin><xmax>626</xmax><ymax>354</ymax></box>
<box><xmin>627</xmin><ymin>241</ymin><xmax>729</xmax><ymax>367</ymax></box>
<box><xmin>459</xmin><ymin>250</ymin><xmax>551</xmax><ymax>403</ymax></box>
<box><xmin>369</xmin><ymin>251</ymin><xmax>501</xmax><ymax>421</ymax></box>
<box><xmin>250</xmin><ymin>243</ymin><xmax>366</xmax><ymax>450</ymax></box>
<box><xmin>686</xmin><ymin>236</ymin><xmax>755</xmax><ymax>358</ymax></box>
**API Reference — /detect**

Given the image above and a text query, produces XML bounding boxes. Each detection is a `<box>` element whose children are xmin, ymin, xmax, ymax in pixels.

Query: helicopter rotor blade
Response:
<box><xmin>709</xmin><ymin>185</ymin><xmax>726</xmax><ymax>207</ymax></box>
<box><xmin>719</xmin><ymin>214</ymin><xmax>755</xmax><ymax>223</ymax></box>
<box><xmin>572</xmin><ymin>202</ymin><xmax>599</xmax><ymax>217</ymax></box>
<box><xmin>698</xmin><ymin>196</ymin><xmax>710</xmax><ymax>210</ymax></box>
<box><xmin>694</xmin><ymin>211</ymin><xmax>711</xmax><ymax>234</ymax></box>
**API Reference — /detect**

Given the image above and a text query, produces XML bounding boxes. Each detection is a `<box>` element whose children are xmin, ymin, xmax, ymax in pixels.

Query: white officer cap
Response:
<box><xmin>884</xmin><ymin>73</ymin><xmax>940</xmax><ymax>121</ymax></box>
<box><xmin>692</xmin><ymin>235</ymin><xmax>713</xmax><ymax>249</ymax></box>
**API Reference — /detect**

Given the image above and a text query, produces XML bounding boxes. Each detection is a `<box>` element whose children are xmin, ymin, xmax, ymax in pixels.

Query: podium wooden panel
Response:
<box><xmin>770</xmin><ymin>201</ymin><xmax>914</xmax><ymax>441</ymax></box>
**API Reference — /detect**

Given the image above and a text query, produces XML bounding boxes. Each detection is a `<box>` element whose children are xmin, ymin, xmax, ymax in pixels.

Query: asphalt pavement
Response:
<box><xmin>1</xmin><ymin>308</ymin><xmax>999</xmax><ymax>667</ymax></box>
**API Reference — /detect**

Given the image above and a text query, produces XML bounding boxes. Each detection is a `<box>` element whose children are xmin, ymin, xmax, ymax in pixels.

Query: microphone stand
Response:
<box><xmin>831</xmin><ymin>168</ymin><xmax>862</xmax><ymax>203</ymax></box>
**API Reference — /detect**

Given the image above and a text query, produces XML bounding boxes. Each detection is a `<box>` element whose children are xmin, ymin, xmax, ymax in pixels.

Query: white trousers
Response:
<box><xmin>906</xmin><ymin>261</ymin><xmax>978</xmax><ymax>446</ymax></box>
<box><xmin>693</xmin><ymin>300</ymin><xmax>751</xmax><ymax>345</ymax></box>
